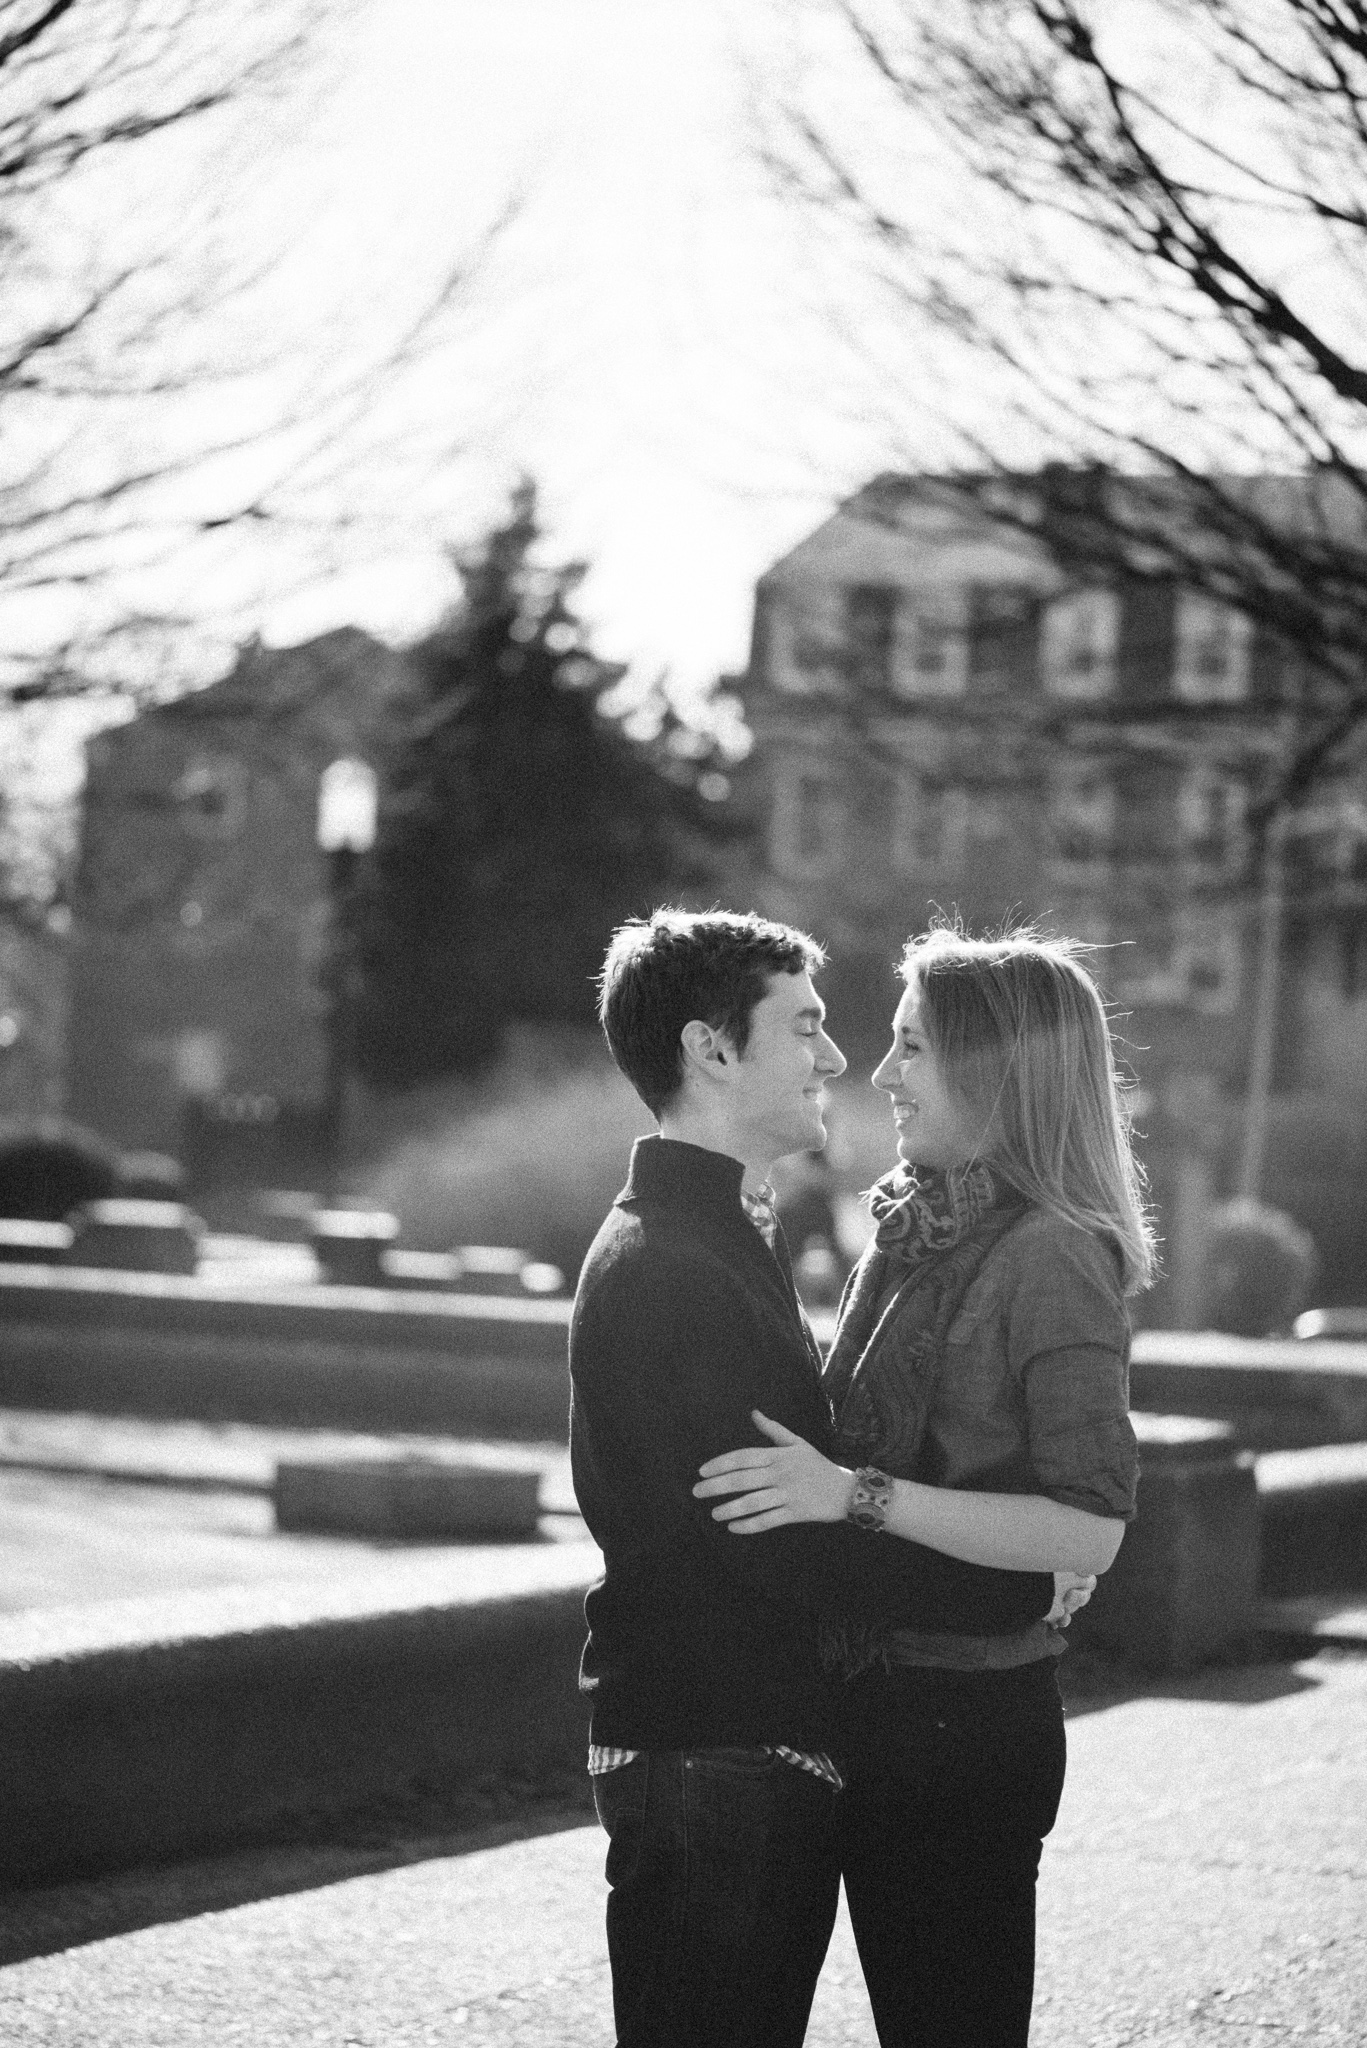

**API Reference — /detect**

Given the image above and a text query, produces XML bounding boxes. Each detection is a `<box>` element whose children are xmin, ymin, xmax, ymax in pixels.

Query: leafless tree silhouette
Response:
<box><xmin>0</xmin><ymin>0</ymin><xmax>515</xmax><ymax>703</ymax></box>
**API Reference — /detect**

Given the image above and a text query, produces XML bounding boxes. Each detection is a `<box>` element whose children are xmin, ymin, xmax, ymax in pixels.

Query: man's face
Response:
<box><xmin>729</xmin><ymin>970</ymin><xmax>847</xmax><ymax>1164</ymax></box>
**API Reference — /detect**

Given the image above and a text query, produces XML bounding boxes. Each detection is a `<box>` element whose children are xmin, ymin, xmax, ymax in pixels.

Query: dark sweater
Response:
<box><xmin>568</xmin><ymin>1136</ymin><xmax>1053</xmax><ymax>1751</ymax></box>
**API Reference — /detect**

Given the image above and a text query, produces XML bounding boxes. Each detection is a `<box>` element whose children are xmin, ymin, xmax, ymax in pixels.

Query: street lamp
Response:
<box><xmin>316</xmin><ymin>758</ymin><xmax>378</xmax><ymax>1182</ymax></box>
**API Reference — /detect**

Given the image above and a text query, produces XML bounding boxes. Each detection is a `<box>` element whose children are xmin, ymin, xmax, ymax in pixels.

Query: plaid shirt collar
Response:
<box><xmin>740</xmin><ymin>1180</ymin><xmax>780</xmax><ymax>1248</ymax></box>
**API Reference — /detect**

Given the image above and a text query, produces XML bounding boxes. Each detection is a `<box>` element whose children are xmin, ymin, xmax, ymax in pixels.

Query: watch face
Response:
<box><xmin>849</xmin><ymin>1473</ymin><xmax>888</xmax><ymax>1530</ymax></box>
<box><xmin>847</xmin><ymin>1467</ymin><xmax>893</xmax><ymax>1531</ymax></box>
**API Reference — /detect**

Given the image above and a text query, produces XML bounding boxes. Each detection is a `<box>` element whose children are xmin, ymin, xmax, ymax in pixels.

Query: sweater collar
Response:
<box><xmin>619</xmin><ymin>1134</ymin><xmax>747</xmax><ymax>1215</ymax></box>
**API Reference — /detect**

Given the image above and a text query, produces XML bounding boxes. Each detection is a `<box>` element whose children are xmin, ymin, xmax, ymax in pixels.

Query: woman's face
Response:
<box><xmin>872</xmin><ymin>984</ymin><xmax>980</xmax><ymax>1173</ymax></box>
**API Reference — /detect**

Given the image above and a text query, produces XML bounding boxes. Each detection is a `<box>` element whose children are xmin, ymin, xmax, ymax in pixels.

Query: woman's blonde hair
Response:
<box><xmin>901</xmin><ymin>921</ymin><xmax>1158</xmax><ymax>1293</ymax></box>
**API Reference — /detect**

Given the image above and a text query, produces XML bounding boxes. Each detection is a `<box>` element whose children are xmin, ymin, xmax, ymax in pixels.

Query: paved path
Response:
<box><xmin>3</xmin><ymin>1652</ymin><xmax>1364</xmax><ymax>2045</ymax></box>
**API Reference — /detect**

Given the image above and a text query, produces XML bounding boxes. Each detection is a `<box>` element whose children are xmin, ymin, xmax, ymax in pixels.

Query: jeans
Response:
<box><xmin>839</xmin><ymin>1659</ymin><xmax>1067</xmax><ymax>2048</ymax></box>
<box><xmin>593</xmin><ymin>1749</ymin><xmax>842</xmax><ymax>2048</ymax></box>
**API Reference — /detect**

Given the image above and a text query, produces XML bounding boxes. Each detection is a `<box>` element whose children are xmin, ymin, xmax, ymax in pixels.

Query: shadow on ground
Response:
<box><xmin>1057</xmin><ymin>1631</ymin><xmax>1335</xmax><ymax>1719</ymax></box>
<box><xmin>0</xmin><ymin>1772</ymin><xmax>598</xmax><ymax>1969</ymax></box>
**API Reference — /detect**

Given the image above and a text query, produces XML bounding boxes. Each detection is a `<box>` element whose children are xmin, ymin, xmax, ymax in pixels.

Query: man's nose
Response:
<box><xmin>819</xmin><ymin>1033</ymin><xmax>847</xmax><ymax>1077</ymax></box>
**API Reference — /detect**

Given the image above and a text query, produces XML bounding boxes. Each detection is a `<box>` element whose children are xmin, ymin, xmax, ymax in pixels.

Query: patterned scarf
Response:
<box><xmin>824</xmin><ymin>1161</ymin><xmax>1024</xmax><ymax>1470</ymax></box>
<box><xmin>819</xmin><ymin>1161</ymin><xmax>1027</xmax><ymax>1678</ymax></box>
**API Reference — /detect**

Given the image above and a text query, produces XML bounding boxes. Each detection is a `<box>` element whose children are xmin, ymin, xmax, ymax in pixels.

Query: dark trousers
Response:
<box><xmin>593</xmin><ymin>1749</ymin><xmax>842</xmax><ymax>2048</ymax></box>
<box><xmin>839</xmin><ymin>1659</ymin><xmax>1067</xmax><ymax>2048</ymax></box>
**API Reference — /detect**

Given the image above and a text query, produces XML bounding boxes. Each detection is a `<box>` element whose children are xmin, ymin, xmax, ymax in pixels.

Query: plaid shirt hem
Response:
<box><xmin>587</xmin><ymin>1744</ymin><xmax>843</xmax><ymax>1792</ymax></box>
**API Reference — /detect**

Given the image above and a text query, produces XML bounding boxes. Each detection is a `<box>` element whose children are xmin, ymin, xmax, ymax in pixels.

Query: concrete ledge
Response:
<box><xmin>1129</xmin><ymin>1331</ymin><xmax>1367</xmax><ymax>1448</ymax></box>
<box><xmin>0</xmin><ymin>1543</ymin><xmax>601</xmax><ymax>1890</ymax></box>
<box><xmin>0</xmin><ymin>1262</ymin><xmax>572</xmax><ymax>1348</ymax></box>
<box><xmin>0</xmin><ymin>1265</ymin><xmax>572</xmax><ymax>1438</ymax></box>
<box><xmin>0</xmin><ymin>1220</ymin><xmax>71</xmax><ymax>1263</ymax></box>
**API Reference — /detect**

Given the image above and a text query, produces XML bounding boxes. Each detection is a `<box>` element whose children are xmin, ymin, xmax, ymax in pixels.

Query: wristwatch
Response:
<box><xmin>847</xmin><ymin>1467</ymin><xmax>895</xmax><ymax>1533</ymax></box>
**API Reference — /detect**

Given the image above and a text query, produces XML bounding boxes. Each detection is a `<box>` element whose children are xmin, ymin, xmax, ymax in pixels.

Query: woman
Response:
<box><xmin>694</xmin><ymin>924</ymin><xmax>1155</xmax><ymax>2048</ymax></box>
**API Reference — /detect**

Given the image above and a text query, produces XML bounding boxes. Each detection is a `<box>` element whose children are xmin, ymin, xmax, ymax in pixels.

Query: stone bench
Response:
<box><xmin>1078</xmin><ymin>1415</ymin><xmax>1260</xmax><ymax>1672</ymax></box>
<box><xmin>1256</xmin><ymin>1441</ymin><xmax>1367</xmax><ymax>1595</ymax></box>
<box><xmin>273</xmin><ymin>1455</ymin><xmax>544</xmax><ymax>1538</ymax></box>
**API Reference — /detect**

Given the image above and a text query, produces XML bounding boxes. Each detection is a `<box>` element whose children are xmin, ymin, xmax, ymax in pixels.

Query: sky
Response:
<box><xmin>293</xmin><ymin>0</ymin><xmax>846</xmax><ymax>686</ymax></box>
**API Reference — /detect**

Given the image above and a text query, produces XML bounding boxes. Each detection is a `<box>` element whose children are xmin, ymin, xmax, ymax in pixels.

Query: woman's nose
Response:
<box><xmin>872</xmin><ymin>1052</ymin><xmax>898</xmax><ymax>1091</ymax></box>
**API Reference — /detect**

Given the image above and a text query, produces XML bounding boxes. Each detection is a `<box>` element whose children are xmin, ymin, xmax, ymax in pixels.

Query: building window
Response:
<box><xmin>173</xmin><ymin>1029</ymin><xmax>227</xmax><ymax>1096</ymax></box>
<box><xmin>1178</xmin><ymin>767</ymin><xmax>1246</xmax><ymax>866</ymax></box>
<box><xmin>1174</xmin><ymin>593</ymin><xmax>1250</xmax><ymax>702</ymax></box>
<box><xmin>1171</xmin><ymin>921</ymin><xmax>1243</xmax><ymax>1015</ymax></box>
<box><xmin>911</xmin><ymin>612</ymin><xmax>950</xmax><ymax>680</ymax></box>
<box><xmin>968</xmin><ymin>583</ymin><xmax>1038</xmax><ymax>692</ymax></box>
<box><xmin>889</xmin><ymin>600</ymin><xmax>966</xmax><ymax>698</ymax></box>
<box><xmin>317</xmin><ymin>757</ymin><xmax>379</xmax><ymax>855</ymax></box>
<box><xmin>844</xmin><ymin>583</ymin><xmax>898</xmax><ymax>693</ymax></box>
<box><xmin>892</xmin><ymin>782</ymin><xmax>967</xmax><ymax>874</ymax></box>
<box><xmin>1049</xmin><ymin>767</ymin><xmax>1116</xmax><ymax>863</ymax></box>
<box><xmin>772</xmin><ymin>766</ymin><xmax>843</xmax><ymax>877</ymax></box>
<box><xmin>174</xmin><ymin>757</ymin><xmax>248</xmax><ymax>838</ymax></box>
<box><xmin>1042</xmin><ymin>589</ymin><xmax>1118</xmax><ymax>698</ymax></box>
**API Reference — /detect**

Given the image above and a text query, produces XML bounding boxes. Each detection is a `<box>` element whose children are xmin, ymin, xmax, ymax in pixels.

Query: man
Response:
<box><xmin>569</xmin><ymin>909</ymin><xmax>1057</xmax><ymax>2048</ymax></box>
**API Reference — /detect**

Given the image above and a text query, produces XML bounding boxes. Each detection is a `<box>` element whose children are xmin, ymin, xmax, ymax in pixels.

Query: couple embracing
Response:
<box><xmin>569</xmin><ymin>909</ymin><xmax>1155</xmax><ymax>2047</ymax></box>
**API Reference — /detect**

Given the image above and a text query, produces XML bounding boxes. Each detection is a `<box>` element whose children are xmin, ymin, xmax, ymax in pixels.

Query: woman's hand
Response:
<box><xmin>693</xmin><ymin>1411</ymin><xmax>855</xmax><ymax>1532</ymax></box>
<box><xmin>1046</xmin><ymin>1571</ymin><xmax>1097</xmax><ymax>1628</ymax></box>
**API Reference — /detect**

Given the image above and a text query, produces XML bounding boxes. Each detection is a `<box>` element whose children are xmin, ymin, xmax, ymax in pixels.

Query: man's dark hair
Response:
<box><xmin>599</xmin><ymin>908</ymin><xmax>826</xmax><ymax>1116</ymax></box>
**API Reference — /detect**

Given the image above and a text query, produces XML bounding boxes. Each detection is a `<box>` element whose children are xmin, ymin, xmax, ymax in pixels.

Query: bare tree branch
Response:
<box><xmin>0</xmin><ymin>0</ymin><xmax>522</xmax><ymax>712</ymax></box>
<box><xmin>760</xmin><ymin>0</ymin><xmax>1367</xmax><ymax>819</ymax></box>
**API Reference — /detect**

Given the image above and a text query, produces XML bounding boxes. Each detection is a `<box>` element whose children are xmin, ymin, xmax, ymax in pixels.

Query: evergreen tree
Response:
<box><xmin>350</xmin><ymin>482</ymin><xmax>739</xmax><ymax>1086</ymax></box>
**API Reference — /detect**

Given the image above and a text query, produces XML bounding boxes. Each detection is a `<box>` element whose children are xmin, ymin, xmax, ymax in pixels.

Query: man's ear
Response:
<box><xmin>680</xmin><ymin>1018</ymin><xmax>731</xmax><ymax>1076</ymax></box>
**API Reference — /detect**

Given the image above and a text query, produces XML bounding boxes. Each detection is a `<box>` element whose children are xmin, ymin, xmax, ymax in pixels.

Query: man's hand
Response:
<box><xmin>1046</xmin><ymin>1570</ymin><xmax>1096</xmax><ymax>1628</ymax></box>
<box><xmin>694</xmin><ymin>1411</ymin><xmax>855</xmax><ymax>1532</ymax></box>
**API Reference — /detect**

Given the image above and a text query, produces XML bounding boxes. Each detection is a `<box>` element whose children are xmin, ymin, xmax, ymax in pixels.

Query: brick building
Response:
<box><xmin>67</xmin><ymin>629</ymin><xmax>411</xmax><ymax>1175</ymax></box>
<box><xmin>0</xmin><ymin>906</ymin><xmax>67</xmax><ymax>1122</ymax></box>
<box><xmin>735</xmin><ymin>474</ymin><xmax>1367</xmax><ymax>1311</ymax></box>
